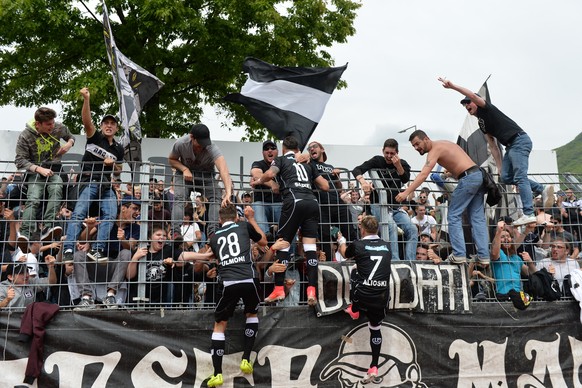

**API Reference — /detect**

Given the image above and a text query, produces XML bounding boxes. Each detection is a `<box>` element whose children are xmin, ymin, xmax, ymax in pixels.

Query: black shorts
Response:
<box><xmin>214</xmin><ymin>280</ymin><xmax>261</xmax><ymax>322</ymax></box>
<box><xmin>351</xmin><ymin>289</ymin><xmax>388</xmax><ymax>327</ymax></box>
<box><xmin>278</xmin><ymin>198</ymin><xmax>320</xmax><ymax>241</ymax></box>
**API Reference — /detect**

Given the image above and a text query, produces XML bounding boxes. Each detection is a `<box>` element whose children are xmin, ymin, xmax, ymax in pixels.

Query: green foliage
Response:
<box><xmin>0</xmin><ymin>0</ymin><xmax>361</xmax><ymax>139</ymax></box>
<box><xmin>555</xmin><ymin>132</ymin><xmax>582</xmax><ymax>175</ymax></box>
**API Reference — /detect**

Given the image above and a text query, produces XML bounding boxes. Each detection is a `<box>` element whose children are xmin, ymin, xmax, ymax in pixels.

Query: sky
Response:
<box><xmin>1</xmin><ymin>0</ymin><xmax>581</xmax><ymax>151</ymax></box>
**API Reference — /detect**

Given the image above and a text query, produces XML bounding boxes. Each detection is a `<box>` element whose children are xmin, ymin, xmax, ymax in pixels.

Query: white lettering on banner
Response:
<box><xmin>390</xmin><ymin>263</ymin><xmax>419</xmax><ymax>310</ymax></box>
<box><xmin>516</xmin><ymin>335</ymin><xmax>567</xmax><ymax>387</ymax></box>
<box><xmin>44</xmin><ymin>351</ymin><xmax>121</xmax><ymax>387</ymax></box>
<box><xmin>257</xmin><ymin>345</ymin><xmax>321</xmax><ymax>388</ymax></box>
<box><xmin>450</xmin><ymin>339</ymin><xmax>509</xmax><ymax>387</ymax></box>
<box><xmin>1</xmin><ymin>334</ymin><xmax>580</xmax><ymax>386</ymax></box>
<box><xmin>317</xmin><ymin>264</ymin><xmax>352</xmax><ymax>315</ymax></box>
<box><xmin>132</xmin><ymin>346</ymin><xmax>188</xmax><ymax>387</ymax></box>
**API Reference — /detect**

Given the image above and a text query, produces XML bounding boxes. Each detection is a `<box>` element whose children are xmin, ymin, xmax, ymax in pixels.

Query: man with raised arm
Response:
<box><xmin>395</xmin><ymin>130</ymin><xmax>489</xmax><ymax>264</ymax></box>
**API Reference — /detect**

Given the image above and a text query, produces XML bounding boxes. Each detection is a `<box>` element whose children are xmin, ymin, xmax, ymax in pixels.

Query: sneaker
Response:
<box><xmin>447</xmin><ymin>253</ymin><xmax>467</xmax><ymax>264</ymax></box>
<box><xmin>103</xmin><ymin>295</ymin><xmax>119</xmax><ymax>309</ymax></box>
<box><xmin>264</xmin><ymin>286</ymin><xmax>286</xmax><ymax>303</ymax></box>
<box><xmin>542</xmin><ymin>185</ymin><xmax>555</xmax><ymax>209</ymax></box>
<box><xmin>361</xmin><ymin>366</ymin><xmax>379</xmax><ymax>384</ymax></box>
<box><xmin>344</xmin><ymin>304</ymin><xmax>360</xmax><ymax>320</ymax></box>
<box><xmin>17</xmin><ymin>234</ymin><xmax>29</xmax><ymax>253</ymax></box>
<box><xmin>240</xmin><ymin>359</ymin><xmax>253</xmax><ymax>374</ymax></box>
<box><xmin>207</xmin><ymin>373</ymin><xmax>223</xmax><ymax>387</ymax></box>
<box><xmin>87</xmin><ymin>249</ymin><xmax>109</xmax><ymax>263</ymax></box>
<box><xmin>41</xmin><ymin>226</ymin><xmax>63</xmax><ymax>242</ymax></box>
<box><xmin>63</xmin><ymin>250</ymin><xmax>74</xmax><ymax>264</ymax></box>
<box><xmin>307</xmin><ymin>286</ymin><xmax>317</xmax><ymax>306</ymax></box>
<box><xmin>74</xmin><ymin>297</ymin><xmax>95</xmax><ymax>310</ymax></box>
<box><xmin>513</xmin><ymin>214</ymin><xmax>537</xmax><ymax>227</ymax></box>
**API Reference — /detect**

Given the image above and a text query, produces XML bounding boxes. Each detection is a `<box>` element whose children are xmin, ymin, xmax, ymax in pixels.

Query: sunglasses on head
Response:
<box><xmin>263</xmin><ymin>146</ymin><xmax>277</xmax><ymax>151</ymax></box>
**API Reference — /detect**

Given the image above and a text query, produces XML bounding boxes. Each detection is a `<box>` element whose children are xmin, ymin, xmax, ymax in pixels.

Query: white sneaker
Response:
<box><xmin>513</xmin><ymin>214</ymin><xmax>537</xmax><ymax>226</ymax></box>
<box><xmin>542</xmin><ymin>186</ymin><xmax>555</xmax><ymax>209</ymax></box>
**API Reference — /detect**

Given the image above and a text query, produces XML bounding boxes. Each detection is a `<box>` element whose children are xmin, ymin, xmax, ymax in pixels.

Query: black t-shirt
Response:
<box><xmin>352</xmin><ymin>156</ymin><xmax>411</xmax><ymax>204</ymax></box>
<box><xmin>309</xmin><ymin>160</ymin><xmax>341</xmax><ymax>204</ymax></box>
<box><xmin>251</xmin><ymin>159</ymin><xmax>282</xmax><ymax>204</ymax></box>
<box><xmin>81</xmin><ymin>131</ymin><xmax>124</xmax><ymax>182</ymax></box>
<box><xmin>209</xmin><ymin>221</ymin><xmax>263</xmax><ymax>282</ymax></box>
<box><xmin>345</xmin><ymin>237</ymin><xmax>392</xmax><ymax>299</ymax></box>
<box><xmin>129</xmin><ymin>245</ymin><xmax>181</xmax><ymax>304</ymax></box>
<box><xmin>475</xmin><ymin>101</ymin><xmax>524</xmax><ymax>146</ymax></box>
<box><xmin>273</xmin><ymin>152</ymin><xmax>320</xmax><ymax>201</ymax></box>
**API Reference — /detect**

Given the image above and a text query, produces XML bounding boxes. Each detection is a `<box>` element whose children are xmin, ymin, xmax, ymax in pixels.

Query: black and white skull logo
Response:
<box><xmin>320</xmin><ymin>322</ymin><xmax>427</xmax><ymax>387</ymax></box>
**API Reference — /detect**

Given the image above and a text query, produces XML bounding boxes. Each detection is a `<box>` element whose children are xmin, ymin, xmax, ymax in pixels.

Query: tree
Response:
<box><xmin>0</xmin><ymin>0</ymin><xmax>360</xmax><ymax>140</ymax></box>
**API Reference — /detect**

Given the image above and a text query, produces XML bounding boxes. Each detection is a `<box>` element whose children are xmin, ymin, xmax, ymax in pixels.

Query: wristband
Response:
<box><xmin>338</xmin><ymin>237</ymin><xmax>347</xmax><ymax>246</ymax></box>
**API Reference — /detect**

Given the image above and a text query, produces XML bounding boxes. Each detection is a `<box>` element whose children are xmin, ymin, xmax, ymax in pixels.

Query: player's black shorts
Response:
<box><xmin>351</xmin><ymin>289</ymin><xmax>388</xmax><ymax>327</ymax></box>
<box><xmin>278</xmin><ymin>198</ymin><xmax>320</xmax><ymax>241</ymax></box>
<box><xmin>214</xmin><ymin>280</ymin><xmax>261</xmax><ymax>322</ymax></box>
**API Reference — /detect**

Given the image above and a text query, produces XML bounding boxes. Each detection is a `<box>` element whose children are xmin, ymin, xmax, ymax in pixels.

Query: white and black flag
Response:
<box><xmin>102</xmin><ymin>1</ymin><xmax>164</xmax><ymax>151</ymax></box>
<box><xmin>224</xmin><ymin>57</ymin><xmax>347</xmax><ymax>150</ymax></box>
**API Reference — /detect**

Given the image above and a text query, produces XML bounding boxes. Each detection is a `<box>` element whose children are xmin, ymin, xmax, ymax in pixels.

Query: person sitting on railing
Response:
<box><xmin>353</xmin><ymin>138</ymin><xmax>417</xmax><ymax>261</ymax></box>
<box><xmin>15</xmin><ymin>106</ymin><xmax>75</xmax><ymax>253</ymax></box>
<box><xmin>61</xmin><ymin>88</ymin><xmax>124</xmax><ymax>265</ymax></box>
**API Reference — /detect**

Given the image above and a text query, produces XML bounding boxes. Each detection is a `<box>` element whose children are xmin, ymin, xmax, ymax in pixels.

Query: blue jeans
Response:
<box><xmin>501</xmin><ymin>133</ymin><xmax>542</xmax><ymax>216</ymax></box>
<box><xmin>64</xmin><ymin>183</ymin><xmax>118</xmax><ymax>252</ymax></box>
<box><xmin>370</xmin><ymin>205</ymin><xmax>417</xmax><ymax>260</ymax></box>
<box><xmin>252</xmin><ymin>201</ymin><xmax>282</xmax><ymax>234</ymax></box>
<box><xmin>448</xmin><ymin>171</ymin><xmax>489</xmax><ymax>259</ymax></box>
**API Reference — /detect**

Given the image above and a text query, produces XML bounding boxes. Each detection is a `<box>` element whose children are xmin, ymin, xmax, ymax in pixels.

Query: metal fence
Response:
<box><xmin>0</xmin><ymin>159</ymin><xmax>580</xmax><ymax>310</ymax></box>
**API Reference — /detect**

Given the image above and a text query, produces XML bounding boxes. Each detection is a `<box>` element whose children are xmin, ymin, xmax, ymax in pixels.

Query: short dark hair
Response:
<box><xmin>219</xmin><ymin>204</ymin><xmax>238</xmax><ymax>222</ymax></box>
<box><xmin>382</xmin><ymin>138</ymin><xmax>399</xmax><ymax>152</ymax></box>
<box><xmin>34</xmin><ymin>107</ymin><xmax>57</xmax><ymax>123</ymax></box>
<box><xmin>409</xmin><ymin>129</ymin><xmax>428</xmax><ymax>142</ymax></box>
<box><xmin>282</xmin><ymin>136</ymin><xmax>300</xmax><ymax>151</ymax></box>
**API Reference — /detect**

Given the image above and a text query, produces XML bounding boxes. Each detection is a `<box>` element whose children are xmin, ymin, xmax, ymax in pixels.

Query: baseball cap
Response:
<box><xmin>121</xmin><ymin>196</ymin><xmax>142</xmax><ymax>207</ymax></box>
<box><xmin>262</xmin><ymin>140</ymin><xmax>277</xmax><ymax>150</ymax></box>
<box><xmin>190</xmin><ymin>124</ymin><xmax>211</xmax><ymax>147</ymax></box>
<box><xmin>101</xmin><ymin>114</ymin><xmax>119</xmax><ymax>124</ymax></box>
<box><xmin>6</xmin><ymin>263</ymin><xmax>29</xmax><ymax>276</ymax></box>
<box><xmin>460</xmin><ymin>93</ymin><xmax>481</xmax><ymax>105</ymax></box>
<box><xmin>241</xmin><ymin>191</ymin><xmax>252</xmax><ymax>198</ymax></box>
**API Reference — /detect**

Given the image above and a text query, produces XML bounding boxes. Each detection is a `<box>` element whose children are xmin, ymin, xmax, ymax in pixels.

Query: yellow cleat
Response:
<box><xmin>207</xmin><ymin>373</ymin><xmax>223</xmax><ymax>387</ymax></box>
<box><xmin>240</xmin><ymin>359</ymin><xmax>253</xmax><ymax>374</ymax></box>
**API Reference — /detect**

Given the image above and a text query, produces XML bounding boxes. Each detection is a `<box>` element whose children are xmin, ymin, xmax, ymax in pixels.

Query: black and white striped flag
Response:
<box><xmin>225</xmin><ymin>57</ymin><xmax>347</xmax><ymax>150</ymax></box>
<box><xmin>102</xmin><ymin>1</ymin><xmax>164</xmax><ymax>151</ymax></box>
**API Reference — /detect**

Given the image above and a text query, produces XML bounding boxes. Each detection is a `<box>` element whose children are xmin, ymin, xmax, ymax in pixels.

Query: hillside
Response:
<box><xmin>555</xmin><ymin>132</ymin><xmax>582</xmax><ymax>174</ymax></box>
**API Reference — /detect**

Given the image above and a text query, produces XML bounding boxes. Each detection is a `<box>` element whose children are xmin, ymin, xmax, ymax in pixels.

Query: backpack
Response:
<box><xmin>525</xmin><ymin>268</ymin><xmax>561</xmax><ymax>301</ymax></box>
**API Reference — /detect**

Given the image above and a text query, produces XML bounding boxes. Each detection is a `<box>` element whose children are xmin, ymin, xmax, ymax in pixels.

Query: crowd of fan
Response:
<box><xmin>0</xmin><ymin>102</ymin><xmax>580</xmax><ymax>311</ymax></box>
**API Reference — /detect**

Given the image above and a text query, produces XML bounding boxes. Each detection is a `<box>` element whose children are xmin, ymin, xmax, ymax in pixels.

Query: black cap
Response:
<box><xmin>460</xmin><ymin>93</ymin><xmax>481</xmax><ymax>105</ymax></box>
<box><xmin>241</xmin><ymin>191</ymin><xmax>252</xmax><ymax>198</ymax></box>
<box><xmin>101</xmin><ymin>114</ymin><xmax>119</xmax><ymax>124</ymax></box>
<box><xmin>6</xmin><ymin>263</ymin><xmax>29</xmax><ymax>276</ymax></box>
<box><xmin>262</xmin><ymin>140</ymin><xmax>277</xmax><ymax>150</ymax></box>
<box><xmin>190</xmin><ymin>124</ymin><xmax>211</xmax><ymax>147</ymax></box>
<box><xmin>121</xmin><ymin>196</ymin><xmax>142</xmax><ymax>207</ymax></box>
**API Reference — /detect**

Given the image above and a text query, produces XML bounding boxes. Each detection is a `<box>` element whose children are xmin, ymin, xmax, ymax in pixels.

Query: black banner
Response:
<box><xmin>1</xmin><ymin>303</ymin><xmax>582</xmax><ymax>387</ymax></box>
<box><xmin>316</xmin><ymin>261</ymin><xmax>471</xmax><ymax>316</ymax></box>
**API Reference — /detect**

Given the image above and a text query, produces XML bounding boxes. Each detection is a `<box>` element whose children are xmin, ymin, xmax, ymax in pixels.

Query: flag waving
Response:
<box><xmin>456</xmin><ymin>76</ymin><xmax>501</xmax><ymax>168</ymax></box>
<box><xmin>224</xmin><ymin>57</ymin><xmax>347</xmax><ymax>150</ymax></box>
<box><xmin>102</xmin><ymin>1</ymin><xmax>164</xmax><ymax>150</ymax></box>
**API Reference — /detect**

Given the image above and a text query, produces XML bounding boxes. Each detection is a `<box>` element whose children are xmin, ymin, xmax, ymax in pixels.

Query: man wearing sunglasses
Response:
<box><xmin>250</xmin><ymin>140</ymin><xmax>282</xmax><ymax>233</ymax></box>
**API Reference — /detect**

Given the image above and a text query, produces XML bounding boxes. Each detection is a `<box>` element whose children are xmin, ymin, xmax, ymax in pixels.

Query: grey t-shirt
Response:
<box><xmin>169</xmin><ymin>135</ymin><xmax>222</xmax><ymax>174</ymax></box>
<box><xmin>0</xmin><ymin>278</ymin><xmax>49</xmax><ymax>308</ymax></box>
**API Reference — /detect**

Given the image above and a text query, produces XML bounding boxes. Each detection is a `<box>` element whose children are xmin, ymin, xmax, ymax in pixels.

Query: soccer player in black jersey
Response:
<box><xmin>250</xmin><ymin>136</ymin><xmax>329</xmax><ymax>306</ymax></box>
<box><xmin>203</xmin><ymin>204</ymin><xmax>267</xmax><ymax>387</ymax></box>
<box><xmin>337</xmin><ymin>215</ymin><xmax>392</xmax><ymax>384</ymax></box>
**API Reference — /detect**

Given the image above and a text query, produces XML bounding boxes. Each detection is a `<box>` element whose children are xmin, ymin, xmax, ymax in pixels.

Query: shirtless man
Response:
<box><xmin>395</xmin><ymin>130</ymin><xmax>489</xmax><ymax>264</ymax></box>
